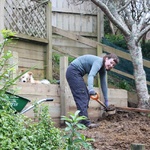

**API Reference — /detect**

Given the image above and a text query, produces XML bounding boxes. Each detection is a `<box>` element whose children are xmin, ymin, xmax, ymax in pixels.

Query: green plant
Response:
<box><xmin>118</xmin><ymin>80</ymin><xmax>131</xmax><ymax>91</ymax></box>
<box><xmin>0</xmin><ymin>104</ymin><xmax>65</xmax><ymax>150</ymax></box>
<box><xmin>61</xmin><ymin>110</ymin><xmax>95</xmax><ymax>150</ymax></box>
<box><xmin>104</xmin><ymin>34</ymin><xmax>128</xmax><ymax>49</ymax></box>
<box><xmin>0</xmin><ymin>30</ymin><xmax>65</xmax><ymax>149</ymax></box>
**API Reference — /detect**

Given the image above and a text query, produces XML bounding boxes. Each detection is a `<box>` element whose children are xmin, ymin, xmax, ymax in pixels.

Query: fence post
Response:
<box><xmin>0</xmin><ymin>0</ymin><xmax>5</xmax><ymax>41</ymax></box>
<box><xmin>96</xmin><ymin>44</ymin><xmax>103</xmax><ymax>87</ymax></box>
<box><xmin>60</xmin><ymin>56</ymin><xmax>69</xmax><ymax>124</ymax></box>
<box><xmin>46</xmin><ymin>1</ymin><xmax>52</xmax><ymax>80</ymax></box>
<box><xmin>97</xmin><ymin>9</ymin><xmax>104</xmax><ymax>42</ymax></box>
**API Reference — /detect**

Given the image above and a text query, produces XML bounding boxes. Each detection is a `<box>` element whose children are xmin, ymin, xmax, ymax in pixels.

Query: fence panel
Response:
<box><xmin>51</xmin><ymin>0</ymin><xmax>98</xmax><ymax>37</ymax></box>
<box><xmin>4</xmin><ymin>0</ymin><xmax>47</xmax><ymax>38</ymax></box>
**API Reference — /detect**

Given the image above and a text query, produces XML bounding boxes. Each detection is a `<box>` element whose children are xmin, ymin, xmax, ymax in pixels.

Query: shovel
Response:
<box><xmin>90</xmin><ymin>94</ymin><xmax>116</xmax><ymax>115</ymax></box>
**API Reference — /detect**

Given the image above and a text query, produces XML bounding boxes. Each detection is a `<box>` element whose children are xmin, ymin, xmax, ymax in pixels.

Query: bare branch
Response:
<box><xmin>117</xmin><ymin>0</ymin><xmax>132</xmax><ymax>13</ymax></box>
<box><xmin>137</xmin><ymin>25</ymin><xmax>150</xmax><ymax>42</ymax></box>
<box><xmin>91</xmin><ymin>0</ymin><xmax>130</xmax><ymax>36</ymax></box>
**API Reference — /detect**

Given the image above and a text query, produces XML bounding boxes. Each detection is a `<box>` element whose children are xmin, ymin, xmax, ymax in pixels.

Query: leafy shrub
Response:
<box><xmin>104</xmin><ymin>34</ymin><xmax>150</xmax><ymax>59</ymax></box>
<box><xmin>0</xmin><ymin>105</ymin><xmax>64</xmax><ymax>150</ymax></box>
<box><xmin>0</xmin><ymin>30</ymin><xmax>64</xmax><ymax>149</ymax></box>
<box><xmin>104</xmin><ymin>34</ymin><xmax>128</xmax><ymax>49</ymax></box>
<box><xmin>141</xmin><ymin>41</ymin><xmax>150</xmax><ymax>59</ymax></box>
<box><xmin>0</xmin><ymin>30</ymin><xmax>94</xmax><ymax>149</ymax></box>
<box><xmin>61</xmin><ymin>110</ymin><xmax>95</xmax><ymax>150</ymax></box>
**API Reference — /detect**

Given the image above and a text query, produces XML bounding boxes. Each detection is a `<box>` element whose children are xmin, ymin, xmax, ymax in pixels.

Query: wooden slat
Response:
<box><xmin>102</xmin><ymin>44</ymin><xmax>150</xmax><ymax>68</ymax></box>
<box><xmin>19</xmin><ymin>58</ymin><xmax>44</xmax><ymax>69</ymax></box>
<box><xmin>14</xmin><ymin>34</ymin><xmax>48</xmax><ymax>43</ymax></box>
<box><xmin>117</xmin><ymin>106</ymin><xmax>150</xmax><ymax>113</ymax></box>
<box><xmin>52</xmin><ymin>46</ymin><xmax>78</xmax><ymax>58</ymax></box>
<box><xmin>52</xmin><ymin>26</ymin><xmax>150</xmax><ymax>68</ymax></box>
<box><xmin>6</xmin><ymin>46</ymin><xmax>44</xmax><ymax>61</ymax></box>
<box><xmin>52</xmin><ymin>26</ymin><xmax>98</xmax><ymax>48</ymax></box>
<box><xmin>112</xmin><ymin>68</ymin><xmax>150</xmax><ymax>86</ymax></box>
<box><xmin>52</xmin><ymin>7</ymin><xmax>97</xmax><ymax>15</ymax></box>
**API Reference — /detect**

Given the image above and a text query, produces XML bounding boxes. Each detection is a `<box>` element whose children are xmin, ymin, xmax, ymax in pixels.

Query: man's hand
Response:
<box><xmin>89</xmin><ymin>89</ymin><xmax>96</xmax><ymax>95</ymax></box>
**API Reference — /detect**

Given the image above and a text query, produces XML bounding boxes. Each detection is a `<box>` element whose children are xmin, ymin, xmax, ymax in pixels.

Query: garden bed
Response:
<box><xmin>81</xmin><ymin>111</ymin><xmax>150</xmax><ymax>150</ymax></box>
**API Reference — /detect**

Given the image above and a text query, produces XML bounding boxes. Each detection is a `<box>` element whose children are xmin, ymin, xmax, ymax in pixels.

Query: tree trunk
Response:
<box><xmin>126</xmin><ymin>37</ymin><xmax>150</xmax><ymax>109</ymax></box>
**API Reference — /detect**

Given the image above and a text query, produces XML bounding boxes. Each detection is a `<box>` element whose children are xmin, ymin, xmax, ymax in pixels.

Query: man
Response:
<box><xmin>66</xmin><ymin>53</ymin><xmax>119</xmax><ymax>128</ymax></box>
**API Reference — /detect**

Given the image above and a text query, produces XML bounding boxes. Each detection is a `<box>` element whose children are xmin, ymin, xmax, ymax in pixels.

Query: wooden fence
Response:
<box><xmin>52</xmin><ymin>26</ymin><xmax>150</xmax><ymax>86</ymax></box>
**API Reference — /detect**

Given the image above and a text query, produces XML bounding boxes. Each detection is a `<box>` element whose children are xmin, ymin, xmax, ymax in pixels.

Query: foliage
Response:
<box><xmin>104</xmin><ymin>34</ymin><xmax>128</xmax><ymax>50</ymax></box>
<box><xmin>141</xmin><ymin>41</ymin><xmax>150</xmax><ymax>59</ymax></box>
<box><xmin>0</xmin><ymin>105</ymin><xmax>64</xmax><ymax>150</ymax></box>
<box><xmin>52</xmin><ymin>52</ymin><xmax>75</xmax><ymax>80</ymax></box>
<box><xmin>61</xmin><ymin>110</ymin><xmax>95</xmax><ymax>150</ymax></box>
<box><xmin>0</xmin><ymin>30</ymin><xmax>64</xmax><ymax>149</ymax></box>
<box><xmin>0</xmin><ymin>30</ymin><xmax>20</xmax><ymax>109</ymax></box>
<box><xmin>104</xmin><ymin>34</ymin><xmax>150</xmax><ymax>59</ymax></box>
<box><xmin>108</xmin><ymin>72</ymin><xmax>135</xmax><ymax>92</ymax></box>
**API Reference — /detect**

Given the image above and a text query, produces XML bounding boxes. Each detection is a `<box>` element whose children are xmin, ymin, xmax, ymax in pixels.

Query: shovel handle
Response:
<box><xmin>90</xmin><ymin>94</ymin><xmax>108</xmax><ymax>110</ymax></box>
<box><xmin>96</xmin><ymin>99</ymin><xmax>108</xmax><ymax>110</ymax></box>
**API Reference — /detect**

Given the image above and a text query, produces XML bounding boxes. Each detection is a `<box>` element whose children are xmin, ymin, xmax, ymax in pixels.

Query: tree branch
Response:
<box><xmin>91</xmin><ymin>0</ymin><xmax>130</xmax><ymax>36</ymax></box>
<box><xmin>117</xmin><ymin>0</ymin><xmax>132</xmax><ymax>13</ymax></box>
<box><xmin>138</xmin><ymin>24</ymin><xmax>150</xmax><ymax>42</ymax></box>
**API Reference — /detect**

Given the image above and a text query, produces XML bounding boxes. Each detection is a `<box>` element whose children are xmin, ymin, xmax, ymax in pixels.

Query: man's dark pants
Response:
<box><xmin>66</xmin><ymin>64</ymin><xmax>91</xmax><ymax>126</ymax></box>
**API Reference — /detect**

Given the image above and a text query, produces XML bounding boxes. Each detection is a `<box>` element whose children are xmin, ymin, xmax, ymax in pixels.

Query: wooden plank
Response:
<box><xmin>52</xmin><ymin>26</ymin><xmax>150</xmax><ymax>68</ymax></box>
<box><xmin>46</xmin><ymin>1</ymin><xmax>53</xmax><ymax>80</ymax></box>
<box><xmin>6</xmin><ymin>46</ymin><xmax>44</xmax><ymax>60</ymax></box>
<box><xmin>52</xmin><ymin>45</ymin><xmax>96</xmax><ymax>57</ymax></box>
<box><xmin>60</xmin><ymin>56</ymin><xmax>69</xmax><ymax>123</ymax></box>
<box><xmin>102</xmin><ymin>44</ymin><xmax>150</xmax><ymax>68</ymax></box>
<box><xmin>97</xmin><ymin>9</ymin><xmax>104</xmax><ymax>41</ymax></box>
<box><xmin>52</xmin><ymin>37</ymin><xmax>92</xmax><ymax>48</ymax></box>
<box><xmin>52</xmin><ymin>7</ymin><xmax>97</xmax><ymax>15</ymax></box>
<box><xmin>19</xmin><ymin>58</ymin><xmax>44</xmax><ymax>69</ymax></box>
<box><xmin>116</xmin><ymin>106</ymin><xmax>150</xmax><ymax>113</ymax></box>
<box><xmin>112</xmin><ymin>68</ymin><xmax>150</xmax><ymax>86</ymax></box>
<box><xmin>52</xmin><ymin>46</ymin><xmax>78</xmax><ymax>58</ymax></box>
<box><xmin>131</xmin><ymin>143</ymin><xmax>145</xmax><ymax>150</ymax></box>
<box><xmin>6</xmin><ymin>40</ymin><xmax>45</xmax><ymax>52</ymax></box>
<box><xmin>16</xmin><ymin>83</ymin><xmax>59</xmax><ymax>96</ymax></box>
<box><xmin>13</xmin><ymin>33</ymin><xmax>48</xmax><ymax>43</ymax></box>
<box><xmin>52</xmin><ymin>26</ymin><xmax>97</xmax><ymax>48</ymax></box>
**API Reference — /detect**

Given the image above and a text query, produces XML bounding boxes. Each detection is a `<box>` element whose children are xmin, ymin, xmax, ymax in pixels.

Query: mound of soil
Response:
<box><xmin>81</xmin><ymin>111</ymin><xmax>150</xmax><ymax>150</ymax></box>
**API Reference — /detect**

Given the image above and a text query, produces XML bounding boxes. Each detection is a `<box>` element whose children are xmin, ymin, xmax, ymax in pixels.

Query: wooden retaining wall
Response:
<box><xmin>5</xmin><ymin>39</ymin><xmax>49</xmax><ymax>80</ymax></box>
<box><xmin>14</xmin><ymin>56</ymin><xmax>128</xmax><ymax>127</ymax></box>
<box><xmin>15</xmin><ymin>82</ymin><xmax>127</xmax><ymax>127</ymax></box>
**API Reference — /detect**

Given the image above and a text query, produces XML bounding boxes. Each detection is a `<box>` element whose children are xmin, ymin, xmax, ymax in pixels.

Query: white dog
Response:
<box><xmin>20</xmin><ymin>71</ymin><xmax>50</xmax><ymax>85</ymax></box>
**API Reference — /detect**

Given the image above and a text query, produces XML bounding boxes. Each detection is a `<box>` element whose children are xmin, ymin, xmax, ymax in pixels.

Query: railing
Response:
<box><xmin>52</xmin><ymin>26</ymin><xmax>150</xmax><ymax>86</ymax></box>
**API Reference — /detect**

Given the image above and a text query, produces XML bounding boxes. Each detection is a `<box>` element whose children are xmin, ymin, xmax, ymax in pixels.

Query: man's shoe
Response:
<box><xmin>87</xmin><ymin>123</ymin><xmax>100</xmax><ymax>129</ymax></box>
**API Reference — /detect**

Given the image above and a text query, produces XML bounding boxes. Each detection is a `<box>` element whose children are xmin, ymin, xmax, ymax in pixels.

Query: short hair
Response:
<box><xmin>103</xmin><ymin>53</ymin><xmax>119</xmax><ymax>64</ymax></box>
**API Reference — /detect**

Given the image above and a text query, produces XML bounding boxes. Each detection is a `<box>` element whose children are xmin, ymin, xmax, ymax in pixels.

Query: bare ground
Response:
<box><xmin>81</xmin><ymin>110</ymin><xmax>150</xmax><ymax>150</ymax></box>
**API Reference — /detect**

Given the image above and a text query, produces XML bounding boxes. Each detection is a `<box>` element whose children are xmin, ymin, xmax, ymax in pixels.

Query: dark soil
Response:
<box><xmin>81</xmin><ymin>111</ymin><xmax>150</xmax><ymax>150</ymax></box>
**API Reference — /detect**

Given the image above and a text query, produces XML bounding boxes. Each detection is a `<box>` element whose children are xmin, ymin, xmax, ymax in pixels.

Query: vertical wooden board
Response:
<box><xmin>51</xmin><ymin>0</ymin><xmax>57</xmax><ymax>7</ymax></box>
<box><xmin>63</xmin><ymin>13</ymin><xmax>69</xmax><ymax>30</ymax></box>
<box><xmin>87</xmin><ymin>16</ymin><xmax>92</xmax><ymax>32</ymax></box>
<box><xmin>62</xmin><ymin>0</ymin><xmax>70</xmax><ymax>8</ymax></box>
<box><xmin>57</xmin><ymin>0</ymin><xmax>63</xmax><ymax>8</ymax></box>
<box><xmin>92</xmin><ymin>16</ymin><xmax>97</xmax><ymax>33</ymax></box>
<box><xmin>57</xmin><ymin>13</ymin><xmax>63</xmax><ymax>29</ymax></box>
<box><xmin>69</xmin><ymin>14</ymin><xmax>75</xmax><ymax>31</ymax></box>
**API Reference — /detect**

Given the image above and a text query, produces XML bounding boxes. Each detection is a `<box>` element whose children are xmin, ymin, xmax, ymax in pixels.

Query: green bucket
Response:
<box><xmin>6</xmin><ymin>92</ymin><xmax>30</xmax><ymax>112</ymax></box>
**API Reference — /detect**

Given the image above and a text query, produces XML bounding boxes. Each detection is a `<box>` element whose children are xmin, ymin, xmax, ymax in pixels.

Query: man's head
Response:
<box><xmin>103</xmin><ymin>53</ymin><xmax>119</xmax><ymax>71</ymax></box>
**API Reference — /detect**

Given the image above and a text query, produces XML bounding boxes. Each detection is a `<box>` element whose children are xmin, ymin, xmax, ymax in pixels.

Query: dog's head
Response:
<box><xmin>20</xmin><ymin>70</ymin><xmax>34</xmax><ymax>83</ymax></box>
